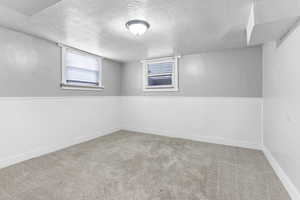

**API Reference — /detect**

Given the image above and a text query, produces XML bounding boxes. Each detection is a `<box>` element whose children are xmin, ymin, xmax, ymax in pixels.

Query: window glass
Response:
<box><xmin>148</xmin><ymin>75</ymin><xmax>172</xmax><ymax>86</ymax></box>
<box><xmin>143</xmin><ymin>57</ymin><xmax>179</xmax><ymax>91</ymax></box>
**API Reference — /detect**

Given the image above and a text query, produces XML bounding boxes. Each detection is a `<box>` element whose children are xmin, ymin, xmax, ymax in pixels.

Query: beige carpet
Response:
<box><xmin>0</xmin><ymin>130</ymin><xmax>290</xmax><ymax>200</ymax></box>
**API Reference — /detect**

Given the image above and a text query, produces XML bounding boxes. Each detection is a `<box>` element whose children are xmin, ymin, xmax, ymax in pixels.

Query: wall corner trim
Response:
<box><xmin>263</xmin><ymin>146</ymin><xmax>300</xmax><ymax>200</ymax></box>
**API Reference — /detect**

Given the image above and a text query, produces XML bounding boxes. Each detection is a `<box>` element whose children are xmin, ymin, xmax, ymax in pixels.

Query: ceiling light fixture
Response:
<box><xmin>126</xmin><ymin>19</ymin><xmax>150</xmax><ymax>36</ymax></box>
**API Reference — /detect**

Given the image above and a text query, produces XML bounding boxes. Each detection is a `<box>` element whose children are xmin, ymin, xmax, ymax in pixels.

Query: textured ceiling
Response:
<box><xmin>0</xmin><ymin>0</ymin><xmax>298</xmax><ymax>62</ymax></box>
<box><xmin>0</xmin><ymin>0</ymin><xmax>62</xmax><ymax>15</ymax></box>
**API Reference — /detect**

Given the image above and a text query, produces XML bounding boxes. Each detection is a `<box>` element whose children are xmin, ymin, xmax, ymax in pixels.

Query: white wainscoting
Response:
<box><xmin>0</xmin><ymin>96</ymin><xmax>120</xmax><ymax>169</ymax></box>
<box><xmin>0</xmin><ymin>96</ymin><xmax>263</xmax><ymax>169</ymax></box>
<box><xmin>263</xmin><ymin>146</ymin><xmax>300</xmax><ymax>200</ymax></box>
<box><xmin>121</xmin><ymin>96</ymin><xmax>263</xmax><ymax>149</ymax></box>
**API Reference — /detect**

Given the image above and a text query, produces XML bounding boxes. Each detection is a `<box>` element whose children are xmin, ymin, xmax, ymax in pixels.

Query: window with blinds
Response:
<box><xmin>61</xmin><ymin>46</ymin><xmax>103</xmax><ymax>90</ymax></box>
<box><xmin>143</xmin><ymin>57</ymin><xmax>179</xmax><ymax>91</ymax></box>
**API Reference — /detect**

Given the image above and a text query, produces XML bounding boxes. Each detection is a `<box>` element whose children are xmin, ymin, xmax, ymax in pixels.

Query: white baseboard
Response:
<box><xmin>0</xmin><ymin>128</ymin><xmax>120</xmax><ymax>169</ymax></box>
<box><xmin>122</xmin><ymin>128</ymin><xmax>262</xmax><ymax>150</ymax></box>
<box><xmin>263</xmin><ymin>146</ymin><xmax>300</xmax><ymax>200</ymax></box>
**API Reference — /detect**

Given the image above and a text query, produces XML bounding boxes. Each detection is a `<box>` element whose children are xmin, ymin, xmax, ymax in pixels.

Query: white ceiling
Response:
<box><xmin>0</xmin><ymin>0</ymin><xmax>62</xmax><ymax>15</ymax></box>
<box><xmin>248</xmin><ymin>0</ymin><xmax>300</xmax><ymax>45</ymax></box>
<box><xmin>0</xmin><ymin>0</ymin><xmax>298</xmax><ymax>62</ymax></box>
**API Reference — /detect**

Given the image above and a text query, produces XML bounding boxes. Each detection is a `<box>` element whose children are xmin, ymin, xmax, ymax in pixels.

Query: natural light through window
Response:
<box><xmin>60</xmin><ymin>45</ymin><xmax>103</xmax><ymax>90</ymax></box>
<box><xmin>142</xmin><ymin>57</ymin><xmax>179</xmax><ymax>91</ymax></box>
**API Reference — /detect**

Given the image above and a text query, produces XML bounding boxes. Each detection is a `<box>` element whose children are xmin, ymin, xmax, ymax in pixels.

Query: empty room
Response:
<box><xmin>0</xmin><ymin>0</ymin><xmax>299</xmax><ymax>199</ymax></box>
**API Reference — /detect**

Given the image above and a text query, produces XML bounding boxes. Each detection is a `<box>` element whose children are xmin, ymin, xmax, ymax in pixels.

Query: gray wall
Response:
<box><xmin>121</xmin><ymin>47</ymin><xmax>262</xmax><ymax>97</ymax></box>
<box><xmin>0</xmin><ymin>27</ymin><xmax>121</xmax><ymax>96</ymax></box>
<box><xmin>0</xmin><ymin>26</ymin><xmax>262</xmax><ymax>97</ymax></box>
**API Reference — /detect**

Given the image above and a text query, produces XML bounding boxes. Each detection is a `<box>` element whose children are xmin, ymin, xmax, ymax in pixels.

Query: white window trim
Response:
<box><xmin>142</xmin><ymin>56</ymin><xmax>179</xmax><ymax>92</ymax></box>
<box><xmin>59</xmin><ymin>44</ymin><xmax>104</xmax><ymax>91</ymax></box>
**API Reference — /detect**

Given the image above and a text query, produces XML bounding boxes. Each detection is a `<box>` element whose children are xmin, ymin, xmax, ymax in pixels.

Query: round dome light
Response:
<box><xmin>126</xmin><ymin>19</ymin><xmax>150</xmax><ymax>36</ymax></box>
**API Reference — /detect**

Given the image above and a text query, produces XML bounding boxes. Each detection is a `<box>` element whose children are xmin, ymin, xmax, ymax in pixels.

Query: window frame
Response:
<box><xmin>142</xmin><ymin>56</ymin><xmax>179</xmax><ymax>92</ymax></box>
<box><xmin>60</xmin><ymin>45</ymin><xmax>104</xmax><ymax>91</ymax></box>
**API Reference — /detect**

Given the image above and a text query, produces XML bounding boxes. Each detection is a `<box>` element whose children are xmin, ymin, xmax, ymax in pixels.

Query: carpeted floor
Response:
<box><xmin>0</xmin><ymin>130</ymin><xmax>290</xmax><ymax>200</ymax></box>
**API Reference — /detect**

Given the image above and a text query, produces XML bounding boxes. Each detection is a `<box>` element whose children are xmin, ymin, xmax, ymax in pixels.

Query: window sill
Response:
<box><xmin>61</xmin><ymin>84</ymin><xmax>104</xmax><ymax>91</ymax></box>
<box><xmin>143</xmin><ymin>87</ymin><xmax>179</xmax><ymax>92</ymax></box>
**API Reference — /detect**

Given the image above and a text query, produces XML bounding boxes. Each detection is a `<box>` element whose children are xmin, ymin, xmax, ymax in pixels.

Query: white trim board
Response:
<box><xmin>0</xmin><ymin>96</ymin><xmax>263</xmax><ymax>168</ymax></box>
<box><xmin>0</xmin><ymin>96</ymin><xmax>120</xmax><ymax>101</ymax></box>
<box><xmin>120</xmin><ymin>96</ymin><xmax>263</xmax><ymax>150</ymax></box>
<box><xmin>122</xmin><ymin>128</ymin><xmax>262</xmax><ymax>150</ymax></box>
<box><xmin>0</xmin><ymin>96</ymin><xmax>120</xmax><ymax>169</ymax></box>
<box><xmin>263</xmin><ymin>147</ymin><xmax>300</xmax><ymax>200</ymax></box>
<box><xmin>121</xmin><ymin>96</ymin><xmax>262</xmax><ymax>101</ymax></box>
<box><xmin>0</xmin><ymin>128</ymin><xmax>120</xmax><ymax>169</ymax></box>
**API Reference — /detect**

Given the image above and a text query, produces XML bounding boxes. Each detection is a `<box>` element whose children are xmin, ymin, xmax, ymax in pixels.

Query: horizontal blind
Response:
<box><xmin>147</xmin><ymin>62</ymin><xmax>173</xmax><ymax>75</ymax></box>
<box><xmin>65</xmin><ymin>49</ymin><xmax>100</xmax><ymax>85</ymax></box>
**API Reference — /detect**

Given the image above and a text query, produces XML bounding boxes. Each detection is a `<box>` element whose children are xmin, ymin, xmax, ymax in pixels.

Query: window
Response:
<box><xmin>60</xmin><ymin>45</ymin><xmax>103</xmax><ymax>90</ymax></box>
<box><xmin>142</xmin><ymin>57</ymin><xmax>179</xmax><ymax>91</ymax></box>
